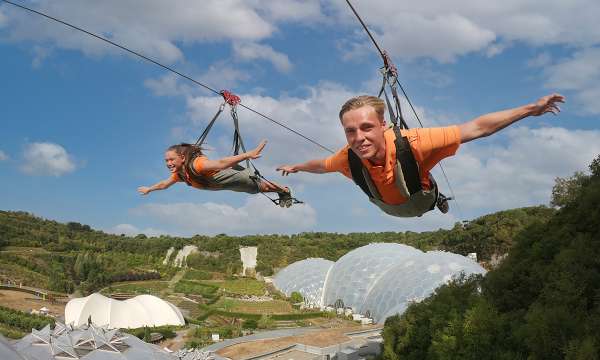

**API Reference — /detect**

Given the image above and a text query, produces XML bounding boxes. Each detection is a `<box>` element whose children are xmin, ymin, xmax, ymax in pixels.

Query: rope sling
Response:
<box><xmin>194</xmin><ymin>90</ymin><xmax>303</xmax><ymax>207</ymax></box>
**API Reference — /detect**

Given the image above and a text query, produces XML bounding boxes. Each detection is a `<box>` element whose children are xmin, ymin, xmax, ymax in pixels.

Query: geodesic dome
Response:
<box><xmin>360</xmin><ymin>250</ymin><xmax>487</xmax><ymax>322</ymax></box>
<box><xmin>273</xmin><ymin>243</ymin><xmax>486</xmax><ymax>323</ymax></box>
<box><xmin>322</xmin><ymin>243</ymin><xmax>420</xmax><ymax>312</ymax></box>
<box><xmin>273</xmin><ymin>258</ymin><xmax>334</xmax><ymax>307</ymax></box>
<box><xmin>65</xmin><ymin>293</ymin><xmax>185</xmax><ymax>329</ymax></box>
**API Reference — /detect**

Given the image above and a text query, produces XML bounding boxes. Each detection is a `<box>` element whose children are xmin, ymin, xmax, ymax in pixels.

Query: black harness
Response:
<box><xmin>348</xmin><ymin>126</ymin><xmax>423</xmax><ymax>199</ymax></box>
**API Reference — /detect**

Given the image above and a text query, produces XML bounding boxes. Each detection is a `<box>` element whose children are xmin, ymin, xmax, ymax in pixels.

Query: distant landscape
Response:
<box><xmin>1</xmin><ymin>155</ymin><xmax>599</xmax><ymax>357</ymax></box>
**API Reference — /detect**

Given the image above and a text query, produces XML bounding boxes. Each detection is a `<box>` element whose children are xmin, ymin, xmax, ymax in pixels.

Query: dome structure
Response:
<box><xmin>65</xmin><ymin>293</ymin><xmax>185</xmax><ymax>328</ymax></box>
<box><xmin>322</xmin><ymin>243</ymin><xmax>420</xmax><ymax>312</ymax></box>
<box><xmin>273</xmin><ymin>258</ymin><xmax>334</xmax><ymax>307</ymax></box>
<box><xmin>360</xmin><ymin>250</ymin><xmax>487</xmax><ymax>322</ymax></box>
<box><xmin>273</xmin><ymin>243</ymin><xmax>486</xmax><ymax>323</ymax></box>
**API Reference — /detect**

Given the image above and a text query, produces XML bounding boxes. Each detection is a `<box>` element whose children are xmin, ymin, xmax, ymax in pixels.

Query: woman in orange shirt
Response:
<box><xmin>138</xmin><ymin>140</ymin><xmax>294</xmax><ymax>207</ymax></box>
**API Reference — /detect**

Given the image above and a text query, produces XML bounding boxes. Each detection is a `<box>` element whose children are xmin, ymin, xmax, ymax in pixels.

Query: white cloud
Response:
<box><xmin>0</xmin><ymin>150</ymin><xmax>7</xmax><ymax>161</ymax></box>
<box><xmin>439</xmin><ymin>126</ymin><xmax>600</xmax><ymax>214</ymax></box>
<box><xmin>0</xmin><ymin>0</ymin><xmax>324</xmax><ymax>64</ymax></box>
<box><xmin>31</xmin><ymin>45</ymin><xmax>52</xmax><ymax>68</ymax></box>
<box><xmin>20</xmin><ymin>142</ymin><xmax>76</xmax><ymax>176</ymax></box>
<box><xmin>527</xmin><ymin>52</ymin><xmax>552</xmax><ymax>68</ymax></box>
<box><xmin>542</xmin><ymin>48</ymin><xmax>600</xmax><ymax>115</ymax></box>
<box><xmin>330</xmin><ymin>0</ymin><xmax>600</xmax><ymax>62</ymax></box>
<box><xmin>0</xmin><ymin>8</ymin><xmax>7</xmax><ymax>28</ymax></box>
<box><xmin>131</xmin><ymin>196</ymin><xmax>317</xmax><ymax>236</ymax></box>
<box><xmin>233</xmin><ymin>42</ymin><xmax>293</xmax><ymax>73</ymax></box>
<box><xmin>251</xmin><ymin>0</ymin><xmax>323</xmax><ymax>23</ymax></box>
<box><xmin>107</xmin><ymin>223</ymin><xmax>167</xmax><ymax>237</ymax></box>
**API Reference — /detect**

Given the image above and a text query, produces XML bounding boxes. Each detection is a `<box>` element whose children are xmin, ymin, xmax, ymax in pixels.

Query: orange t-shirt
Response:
<box><xmin>324</xmin><ymin>126</ymin><xmax>461</xmax><ymax>205</ymax></box>
<box><xmin>170</xmin><ymin>156</ymin><xmax>219</xmax><ymax>189</ymax></box>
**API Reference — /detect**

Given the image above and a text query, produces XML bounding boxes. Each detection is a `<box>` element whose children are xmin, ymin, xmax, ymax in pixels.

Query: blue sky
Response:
<box><xmin>1</xmin><ymin>0</ymin><xmax>599</xmax><ymax>236</ymax></box>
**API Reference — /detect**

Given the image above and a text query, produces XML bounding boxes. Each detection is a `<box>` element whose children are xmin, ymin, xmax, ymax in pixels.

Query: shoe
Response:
<box><xmin>277</xmin><ymin>189</ymin><xmax>293</xmax><ymax>208</ymax></box>
<box><xmin>436</xmin><ymin>194</ymin><xmax>449</xmax><ymax>214</ymax></box>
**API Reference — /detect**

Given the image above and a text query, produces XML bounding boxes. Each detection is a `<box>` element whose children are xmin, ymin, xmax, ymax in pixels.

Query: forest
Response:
<box><xmin>381</xmin><ymin>156</ymin><xmax>600</xmax><ymax>359</ymax></box>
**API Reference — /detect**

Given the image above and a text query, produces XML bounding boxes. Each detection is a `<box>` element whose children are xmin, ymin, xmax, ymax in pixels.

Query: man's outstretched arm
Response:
<box><xmin>277</xmin><ymin>159</ymin><xmax>328</xmax><ymax>176</ymax></box>
<box><xmin>458</xmin><ymin>93</ymin><xmax>565</xmax><ymax>144</ymax></box>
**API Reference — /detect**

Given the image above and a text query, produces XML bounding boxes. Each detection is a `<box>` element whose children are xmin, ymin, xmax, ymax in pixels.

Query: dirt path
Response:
<box><xmin>0</xmin><ymin>290</ymin><xmax>66</xmax><ymax>316</ymax></box>
<box><xmin>168</xmin><ymin>269</ymin><xmax>187</xmax><ymax>290</ymax></box>
<box><xmin>160</xmin><ymin>327</ymin><xmax>193</xmax><ymax>351</ymax></box>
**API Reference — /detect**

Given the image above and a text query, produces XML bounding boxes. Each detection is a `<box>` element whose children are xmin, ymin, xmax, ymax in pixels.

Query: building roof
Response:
<box><xmin>13</xmin><ymin>322</ymin><xmax>176</xmax><ymax>360</ymax></box>
<box><xmin>65</xmin><ymin>293</ymin><xmax>185</xmax><ymax>329</ymax></box>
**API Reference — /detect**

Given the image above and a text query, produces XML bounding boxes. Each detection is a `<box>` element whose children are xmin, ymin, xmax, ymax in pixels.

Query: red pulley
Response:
<box><xmin>220</xmin><ymin>90</ymin><xmax>241</xmax><ymax>106</ymax></box>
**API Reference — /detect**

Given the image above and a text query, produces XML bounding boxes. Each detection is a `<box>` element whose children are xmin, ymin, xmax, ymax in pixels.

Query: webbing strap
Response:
<box><xmin>392</xmin><ymin>126</ymin><xmax>422</xmax><ymax>194</ymax></box>
<box><xmin>195</xmin><ymin>102</ymin><xmax>225</xmax><ymax>147</ymax></box>
<box><xmin>348</xmin><ymin>149</ymin><xmax>373</xmax><ymax>198</ymax></box>
<box><xmin>380</xmin><ymin>70</ymin><xmax>409</xmax><ymax>130</ymax></box>
<box><xmin>382</xmin><ymin>88</ymin><xmax>397</xmax><ymax>127</ymax></box>
<box><xmin>230</xmin><ymin>106</ymin><xmax>252</xmax><ymax>171</ymax></box>
<box><xmin>348</xmin><ymin>128</ymin><xmax>422</xmax><ymax>199</ymax></box>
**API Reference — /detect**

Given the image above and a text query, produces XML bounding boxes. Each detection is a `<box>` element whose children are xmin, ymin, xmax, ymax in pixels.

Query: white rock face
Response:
<box><xmin>239</xmin><ymin>246</ymin><xmax>257</xmax><ymax>276</ymax></box>
<box><xmin>163</xmin><ymin>247</ymin><xmax>175</xmax><ymax>265</ymax></box>
<box><xmin>173</xmin><ymin>245</ymin><xmax>199</xmax><ymax>267</ymax></box>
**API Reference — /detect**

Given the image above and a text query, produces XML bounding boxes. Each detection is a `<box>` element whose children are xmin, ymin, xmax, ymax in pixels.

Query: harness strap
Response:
<box><xmin>348</xmin><ymin>149</ymin><xmax>373</xmax><ymax>198</ymax></box>
<box><xmin>348</xmin><ymin>126</ymin><xmax>422</xmax><ymax>199</ymax></box>
<box><xmin>195</xmin><ymin>103</ymin><xmax>225</xmax><ymax>147</ymax></box>
<box><xmin>392</xmin><ymin>126</ymin><xmax>422</xmax><ymax>194</ymax></box>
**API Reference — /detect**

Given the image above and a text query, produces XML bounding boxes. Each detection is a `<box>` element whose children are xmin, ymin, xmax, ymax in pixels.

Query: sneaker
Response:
<box><xmin>436</xmin><ymin>194</ymin><xmax>450</xmax><ymax>214</ymax></box>
<box><xmin>277</xmin><ymin>189</ymin><xmax>293</xmax><ymax>208</ymax></box>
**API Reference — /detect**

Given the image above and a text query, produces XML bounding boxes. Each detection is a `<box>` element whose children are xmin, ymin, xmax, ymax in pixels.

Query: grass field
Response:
<box><xmin>182</xmin><ymin>269</ymin><xmax>213</xmax><ymax>281</ymax></box>
<box><xmin>102</xmin><ymin>281</ymin><xmax>170</xmax><ymax>296</ymax></box>
<box><xmin>0</xmin><ymin>261</ymin><xmax>49</xmax><ymax>289</ymax></box>
<box><xmin>214</xmin><ymin>298</ymin><xmax>294</xmax><ymax>314</ymax></box>
<box><xmin>216</xmin><ymin>279</ymin><xmax>266</xmax><ymax>296</ymax></box>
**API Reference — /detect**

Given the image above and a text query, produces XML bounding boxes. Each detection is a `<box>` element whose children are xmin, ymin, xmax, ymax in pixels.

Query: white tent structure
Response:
<box><xmin>65</xmin><ymin>293</ymin><xmax>185</xmax><ymax>328</ymax></box>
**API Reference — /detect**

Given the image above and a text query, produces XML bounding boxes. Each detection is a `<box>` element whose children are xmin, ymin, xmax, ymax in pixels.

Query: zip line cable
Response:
<box><xmin>1</xmin><ymin>0</ymin><xmax>334</xmax><ymax>154</ymax></box>
<box><xmin>344</xmin><ymin>0</ymin><xmax>462</xmax><ymax>218</ymax></box>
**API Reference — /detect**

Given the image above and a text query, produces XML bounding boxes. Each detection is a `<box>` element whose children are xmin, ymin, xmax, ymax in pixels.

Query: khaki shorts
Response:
<box><xmin>208</xmin><ymin>167</ymin><xmax>260</xmax><ymax>194</ymax></box>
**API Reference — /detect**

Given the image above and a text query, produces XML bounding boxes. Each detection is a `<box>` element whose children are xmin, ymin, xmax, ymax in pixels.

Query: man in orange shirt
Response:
<box><xmin>277</xmin><ymin>93</ymin><xmax>565</xmax><ymax>217</ymax></box>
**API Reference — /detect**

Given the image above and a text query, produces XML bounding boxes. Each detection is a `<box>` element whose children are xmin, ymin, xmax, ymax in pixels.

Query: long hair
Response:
<box><xmin>166</xmin><ymin>143</ymin><xmax>208</xmax><ymax>186</ymax></box>
<box><xmin>166</xmin><ymin>143</ymin><xmax>203</xmax><ymax>158</ymax></box>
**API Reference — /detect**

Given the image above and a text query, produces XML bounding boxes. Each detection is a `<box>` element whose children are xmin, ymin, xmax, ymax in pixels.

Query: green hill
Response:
<box><xmin>1</xmin><ymin>204</ymin><xmax>554</xmax><ymax>296</ymax></box>
<box><xmin>382</xmin><ymin>156</ymin><xmax>600</xmax><ymax>359</ymax></box>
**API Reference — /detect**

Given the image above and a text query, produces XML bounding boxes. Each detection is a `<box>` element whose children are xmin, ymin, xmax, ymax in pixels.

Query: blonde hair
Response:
<box><xmin>339</xmin><ymin>95</ymin><xmax>385</xmax><ymax>122</ymax></box>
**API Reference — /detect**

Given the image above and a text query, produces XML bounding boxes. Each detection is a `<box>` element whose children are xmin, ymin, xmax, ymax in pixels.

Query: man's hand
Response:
<box><xmin>137</xmin><ymin>186</ymin><xmax>151</xmax><ymax>195</ymax></box>
<box><xmin>247</xmin><ymin>140</ymin><xmax>267</xmax><ymax>160</ymax></box>
<box><xmin>531</xmin><ymin>93</ymin><xmax>565</xmax><ymax>116</ymax></box>
<box><xmin>277</xmin><ymin>165</ymin><xmax>299</xmax><ymax>176</ymax></box>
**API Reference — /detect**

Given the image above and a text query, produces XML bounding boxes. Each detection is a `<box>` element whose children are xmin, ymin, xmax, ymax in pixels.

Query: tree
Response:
<box><xmin>550</xmin><ymin>171</ymin><xmax>588</xmax><ymax>208</ymax></box>
<box><xmin>290</xmin><ymin>292</ymin><xmax>304</xmax><ymax>304</ymax></box>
